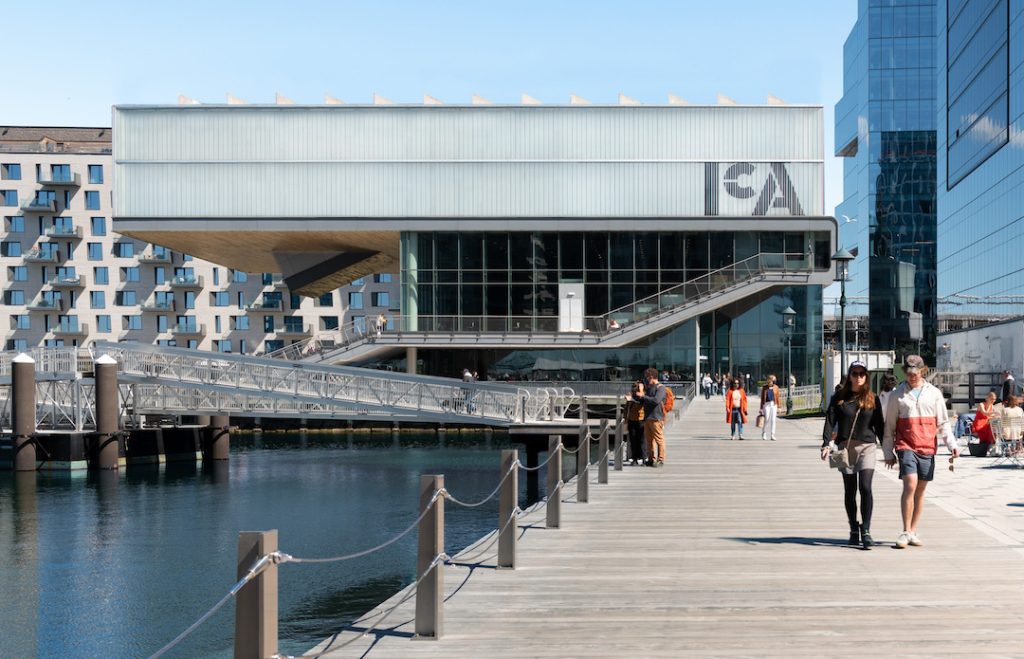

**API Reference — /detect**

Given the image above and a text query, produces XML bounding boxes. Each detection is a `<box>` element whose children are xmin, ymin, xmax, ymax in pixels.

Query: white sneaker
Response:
<box><xmin>896</xmin><ymin>532</ymin><xmax>910</xmax><ymax>549</ymax></box>
<box><xmin>908</xmin><ymin>532</ymin><xmax>923</xmax><ymax>547</ymax></box>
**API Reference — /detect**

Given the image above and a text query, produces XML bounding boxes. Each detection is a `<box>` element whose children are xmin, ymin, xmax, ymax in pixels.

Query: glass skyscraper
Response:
<box><xmin>835</xmin><ymin>0</ymin><xmax>938</xmax><ymax>361</ymax></box>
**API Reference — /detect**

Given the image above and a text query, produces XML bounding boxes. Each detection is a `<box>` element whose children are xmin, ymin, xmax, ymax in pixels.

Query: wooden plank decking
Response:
<box><xmin>311</xmin><ymin>396</ymin><xmax>1024</xmax><ymax>657</ymax></box>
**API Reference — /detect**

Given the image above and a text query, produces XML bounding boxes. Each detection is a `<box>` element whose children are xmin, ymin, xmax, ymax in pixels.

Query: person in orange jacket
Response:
<box><xmin>725</xmin><ymin>377</ymin><xmax>748</xmax><ymax>440</ymax></box>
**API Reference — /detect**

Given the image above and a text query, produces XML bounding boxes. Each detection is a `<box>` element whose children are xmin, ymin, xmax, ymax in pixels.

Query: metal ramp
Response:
<box><xmin>89</xmin><ymin>342</ymin><xmax>571</xmax><ymax>427</ymax></box>
<box><xmin>270</xmin><ymin>252</ymin><xmax>817</xmax><ymax>365</ymax></box>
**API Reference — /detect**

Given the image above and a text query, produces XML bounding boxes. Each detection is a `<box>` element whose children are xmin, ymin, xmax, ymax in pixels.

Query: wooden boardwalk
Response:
<box><xmin>312</xmin><ymin>396</ymin><xmax>1024</xmax><ymax>657</ymax></box>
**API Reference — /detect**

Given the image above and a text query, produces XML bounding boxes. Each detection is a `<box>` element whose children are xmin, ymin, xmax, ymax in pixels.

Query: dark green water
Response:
<box><xmin>0</xmin><ymin>432</ymin><xmax>563</xmax><ymax>658</ymax></box>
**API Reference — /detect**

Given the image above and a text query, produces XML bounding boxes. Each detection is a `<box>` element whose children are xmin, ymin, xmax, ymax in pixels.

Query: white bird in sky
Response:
<box><xmin>841</xmin><ymin>214</ymin><xmax>858</xmax><ymax>224</ymax></box>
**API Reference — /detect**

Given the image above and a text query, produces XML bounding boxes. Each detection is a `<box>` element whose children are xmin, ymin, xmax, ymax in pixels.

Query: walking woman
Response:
<box><xmin>625</xmin><ymin>382</ymin><xmax>646</xmax><ymax>465</ymax></box>
<box><xmin>759</xmin><ymin>374</ymin><xmax>780</xmax><ymax>441</ymax></box>
<box><xmin>819</xmin><ymin>360</ymin><xmax>885</xmax><ymax>549</ymax></box>
<box><xmin>726</xmin><ymin>378</ymin><xmax>748</xmax><ymax>440</ymax></box>
<box><xmin>973</xmin><ymin>391</ymin><xmax>997</xmax><ymax>454</ymax></box>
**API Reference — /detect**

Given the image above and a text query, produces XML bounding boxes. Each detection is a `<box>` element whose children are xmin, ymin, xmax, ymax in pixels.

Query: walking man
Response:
<box><xmin>632</xmin><ymin>368</ymin><xmax>668</xmax><ymax>467</ymax></box>
<box><xmin>882</xmin><ymin>354</ymin><xmax>959</xmax><ymax>548</ymax></box>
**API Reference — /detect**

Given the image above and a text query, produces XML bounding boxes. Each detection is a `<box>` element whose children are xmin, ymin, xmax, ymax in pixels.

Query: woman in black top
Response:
<box><xmin>819</xmin><ymin>360</ymin><xmax>885</xmax><ymax>550</ymax></box>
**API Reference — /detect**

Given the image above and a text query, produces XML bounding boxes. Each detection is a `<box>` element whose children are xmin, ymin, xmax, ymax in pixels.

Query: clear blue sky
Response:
<box><xmin>8</xmin><ymin>0</ymin><xmax>856</xmax><ymax>211</ymax></box>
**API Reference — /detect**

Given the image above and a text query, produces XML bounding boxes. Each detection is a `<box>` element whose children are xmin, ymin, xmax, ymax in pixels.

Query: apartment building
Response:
<box><xmin>0</xmin><ymin>126</ymin><xmax>397</xmax><ymax>354</ymax></box>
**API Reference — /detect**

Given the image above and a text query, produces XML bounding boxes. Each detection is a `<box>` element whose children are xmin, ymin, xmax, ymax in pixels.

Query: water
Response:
<box><xmin>0</xmin><ymin>432</ymin><xmax>559</xmax><ymax>658</ymax></box>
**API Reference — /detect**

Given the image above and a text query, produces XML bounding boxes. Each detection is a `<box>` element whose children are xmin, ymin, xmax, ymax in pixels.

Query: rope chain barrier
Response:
<box><xmin>448</xmin><ymin>506</ymin><xmax>522</xmax><ymax>565</ymax></box>
<box><xmin>441</xmin><ymin>461</ymin><xmax>517</xmax><ymax>508</ymax></box>
<box><xmin>514</xmin><ymin>448</ymin><xmax>560</xmax><ymax>472</ymax></box>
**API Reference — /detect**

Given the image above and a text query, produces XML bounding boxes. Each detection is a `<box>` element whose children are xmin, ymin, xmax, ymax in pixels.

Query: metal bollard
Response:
<box><xmin>614</xmin><ymin>417</ymin><xmax>624</xmax><ymax>471</ymax></box>
<box><xmin>598</xmin><ymin>419</ymin><xmax>609</xmax><ymax>484</ymax></box>
<box><xmin>234</xmin><ymin>530</ymin><xmax>278</xmax><ymax>659</ymax></box>
<box><xmin>12</xmin><ymin>354</ymin><xmax>36</xmax><ymax>472</ymax></box>
<box><xmin>581</xmin><ymin>396</ymin><xmax>588</xmax><ymax>424</ymax></box>
<box><xmin>546</xmin><ymin>436</ymin><xmax>561</xmax><ymax>528</ymax></box>
<box><xmin>93</xmin><ymin>354</ymin><xmax>120</xmax><ymax>470</ymax></box>
<box><xmin>576</xmin><ymin>425</ymin><xmax>589</xmax><ymax>503</ymax></box>
<box><xmin>415</xmin><ymin>475</ymin><xmax>444</xmax><ymax>639</ymax></box>
<box><xmin>497</xmin><ymin>450</ymin><xmax>518</xmax><ymax>569</ymax></box>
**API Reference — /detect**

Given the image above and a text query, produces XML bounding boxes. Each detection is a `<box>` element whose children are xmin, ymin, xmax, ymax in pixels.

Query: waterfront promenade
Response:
<box><xmin>312</xmin><ymin>396</ymin><xmax>1024</xmax><ymax>656</ymax></box>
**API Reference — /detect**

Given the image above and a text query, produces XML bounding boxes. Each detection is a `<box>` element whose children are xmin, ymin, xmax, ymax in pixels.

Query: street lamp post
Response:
<box><xmin>831</xmin><ymin>248</ymin><xmax>855</xmax><ymax>375</ymax></box>
<box><xmin>782</xmin><ymin>306</ymin><xmax>796</xmax><ymax>415</ymax></box>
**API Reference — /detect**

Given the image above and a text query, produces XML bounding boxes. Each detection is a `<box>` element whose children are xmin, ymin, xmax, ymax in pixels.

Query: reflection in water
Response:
<box><xmin>0</xmin><ymin>431</ymin><xmax>548</xmax><ymax>658</ymax></box>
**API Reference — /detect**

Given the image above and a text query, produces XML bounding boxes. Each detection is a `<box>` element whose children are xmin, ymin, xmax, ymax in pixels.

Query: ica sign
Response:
<box><xmin>705</xmin><ymin>162</ymin><xmax>804</xmax><ymax>216</ymax></box>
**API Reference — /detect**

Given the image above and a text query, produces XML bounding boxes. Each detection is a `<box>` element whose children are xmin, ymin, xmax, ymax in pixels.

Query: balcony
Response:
<box><xmin>20</xmin><ymin>197</ymin><xmax>56</xmax><ymax>213</ymax></box>
<box><xmin>138</xmin><ymin>251</ymin><xmax>172</xmax><ymax>264</ymax></box>
<box><xmin>275</xmin><ymin>324</ymin><xmax>312</xmax><ymax>337</ymax></box>
<box><xmin>170</xmin><ymin>323</ymin><xmax>206</xmax><ymax>336</ymax></box>
<box><xmin>140</xmin><ymin>299</ymin><xmax>175</xmax><ymax>312</ymax></box>
<box><xmin>271</xmin><ymin>275</ymin><xmax>287</xmax><ymax>288</ymax></box>
<box><xmin>248</xmin><ymin>300</ymin><xmax>283</xmax><ymax>311</ymax></box>
<box><xmin>26</xmin><ymin>298</ymin><xmax>62</xmax><ymax>311</ymax></box>
<box><xmin>53</xmin><ymin>322</ymin><xmax>88</xmax><ymax>336</ymax></box>
<box><xmin>48</xmin><ymin>274</ymin><xmax>86</xmax><ymax>288</ymax></box>
<box><xmin>23</xmin><ymin>249</ymin><xmax>59</xmax><ymax>263</ymax></box>
<box><xmin>38</xmin><ymin>172</ymin><xmax>81</xmax><ymax>187</ymax></box>
<box><xmin>45</xmin><ymin>225</ymin><xmax>82</xmax><ymax>239</ymax></box>
<box><xmin>169</xmin><ymin>275</ymin><xmax>204</xmax><ymax>289</ymax></box>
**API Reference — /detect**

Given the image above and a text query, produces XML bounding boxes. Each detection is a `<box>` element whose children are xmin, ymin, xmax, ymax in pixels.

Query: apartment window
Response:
<box><xmin>211</xmin><ymin>291</ymin><xmax>230</xmax><ymax>306</ymax></box>
<box><xmin>55</xmin><ymin>266</ymin><xmax>76</xmax><ymax>280</ymax></box>
<box><xmin>114</xmin><ymin>242</ymin><xmax>135</xmax><ymax>258</ymax></box>
<box><xmin>120</xmin><ymin>266</ymin><xmax>140</xmax><ymax>282</ymax></box>
<box><xmin>184</xmin><ymin>291</ymin><xmax>196</xmax><ymax>310</ymax></box>
<box><xmin>49</xmin><ymin>164</ymin><xmax>71</xmax><ymax>182</ymax></box>
<box><xmin>173</xmin><ymin>266</ymin><xmax>195</xmax><ymax>283</ymax></box>
<box><xmin>8</xmin><ymin>266</ymin><xmax>27</xmax><ymax>281</ymax></box>
<box><xmin>237</xmin><ymin>292</ymin><xmax>245</xmax><ymax>308</ymax></box>
<box><xmin>2</xmin><ymin>190</ymin><xmax>17</xmax><ymax>206</ymax></box>
<box><xmin>372</xmin><ymin>292</ymin><xmax>390</xmax><ymax>307</ymax></box>
<box><xmin>352</xmin><ymin>316</ymin><xmax>366</xmax><ymax>334</ymax></box>
<box><xmin>1</xmin><ymin>241</ymin><xmax>21</xmax><ymax>257</ymax></box>
<box><xmin>212</xmin><ymin>268</ymin><xmax>219</xmax><ymax>286</ymax></box>
<box><xmin>182</xmin><ymin>254</ymin><xmax>192</xmax><ymax>262</ymax></box>
<box><xmin>231</xmin><ymin>269</ymin><xmax>248</xmax><ymax>283</ymax></box>
<box><xmin>152</xmin><ymin>245</ymin><xmax>171</xmax><ymax>260</ymax></box>
<box><xmin>6</xmin><ymin>339</ymin><xmax>27</xmax><ymax>351</ymax></box>
<box><xmin>35</xmin><ymin>190</ymin><xmax>55</xmax><ymax>206</ymax></box>
<box><xmin>56</xmin><ymin>315</ymin><xmax>79</xmax><ymax>332</ymax></box>
<box><xmin>93</xmin><ymin>266</ymin><xmax>108</xmax><ymax>284</ymax></box>
<box><xmin>154</xmin><ymin>267</ymin><xmax>166</xmax><ymax>285</ymax></box>
<box><xmin>12</xmin><ymin>314</ymin><xmax>30</xmax><ymax>329</ymax></box>
<box><xmin>39</xmin><ymin>242</ymin><xmax>58</xmax><ymax>259</ymax></box>
<box><xmin>85</xmin><ymin>191</ymin><xmax>101</xmax><ymax>210</ymax></box>
<box><xmin>319</xmin><ymin>292</ymin><xmax>334</xmax><ymax>307</ymax></box>
<box><xmin>4</xmin><ymin>290</ymin><xmax>24</xmax><ymax>305</ymax></box>
<box><xmin>44</xmin><ymin>339</ymin><xmax>65</xmax><ymax>347</ymax></box>
<box><xmin>90</xmin><ymin>217</ymin><xmax>106</xmax><ymax>236</ymax></box>
<box><xmin>87</xmin><ymin>243</ymin><xmax>103</xmax><ymax>260</ymax></box>
<box><xmin>157</xmin><ymin>339</ymin><xmax>177</xmax><ymax>347</ymax></box>
<box><xmin>1</xmin><ymin>164</ymin><xmax>21</xmax><ymax>180</ymax></box>
<box><xmin>238</xmin><ymin>339</ymin><xmax>247</xmax><ymax>354</ymax></box>
<box><xmin>155</xmin><ymin>291</ymin><xmax>174</xmax><ymax>307</ymax></box>
<box><xmin>262</xmin><ymin>273</ymin><xmax>273</xmax><ymax>285</ymax></box>
<box><xmin>96</xmin><ymin>315</ymin><xmax>111</xmax><ymax>333</ymax></box>
<box><xmin>215</xmin><ymin>339</ymin><xmax>232</xmax><ymax>353</ymax></box>
<box><xmin>373</xmin><ymin>273</ymin><xmax>392</xmax><ymax>283</ymax></box>
<box><xmin>88</xmin><ymin>164</ymin><xmax>104</xmax><ymax>184</ymax></box>
<box><xmin>232</xmin><ymin>315</ymin><xmax>249</xmax><ymax>330</ymax></box>
<box><xmin>321</xmin><ymin>316</ymin><xmax>339</xmax><ymax>330</ymax></box>
<box><xmin>53</xmin><ymin>216</ymin><xmax>74</xmax><ymax>234</ymax></box>
<box><xmin>157</xmin><ymin>315</ymin><xmax>168</xmax><ymax>332</ymax></box>
<box><xmin>351</xmin><ymin>278</ymin><xmax>365</xmax><ymax>286</ymax></box>
<box><xmin>124</xmin><ymin>315</ymin><xmax>143</xmax><ymax>330</ymax></box>
<box><xmin>90</xmin><ymin>291</ymin><xmax>105</xmax><ymax>309</ymax></box>
<box><xmin>348</xmin><ymin>292</ymin><xmax>363</xmax><ymax>309</ymax></box>
<box><xmin>290</xmin><ymin>294</ymin><xmax>302</xmax><ymax>310</ymax></box>
<box><xmin>263</xmin><ymin>315</ymin><xmax>274</xmax><ymax>332</ymax></box>
<box><xmin>265</xmin><ymin>339</ymin><xmax>284</xmax><ymax>353</ymax></box>
<box><xmin>5</xmin><ymin>216</ymin><xmax>24</xmax><ymax>232</ymax></box>
<box><xmin>116</xmin><ymin>290</ymin><xmax>137</xmax><ymax>306</ymax></box>
<box><xmin>214</xmin><ymin>316</ymin><xmax>222</xmax><ymax>333</ymax></box>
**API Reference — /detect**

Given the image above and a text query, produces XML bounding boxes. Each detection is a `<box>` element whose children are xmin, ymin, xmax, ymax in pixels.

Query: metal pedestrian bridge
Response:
<box><xmin>0</xmin><ymin>344</ymin><xmax>574</xmax><ymax>430</ymax></box>
<box><xmin>269</xmin><ymin>251</ymin><xmax>819</xmax><ymax>365</ymax></box>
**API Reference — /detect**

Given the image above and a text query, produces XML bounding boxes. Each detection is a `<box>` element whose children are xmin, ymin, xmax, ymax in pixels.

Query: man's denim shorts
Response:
<box><xmin>897</xmin><ymin>449</ymin><xmax>935</xmax><ymax>481</ymax></box>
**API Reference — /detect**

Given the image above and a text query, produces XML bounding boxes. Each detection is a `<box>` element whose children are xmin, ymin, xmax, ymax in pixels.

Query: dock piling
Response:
<box><xmin>92</xmin><ymin>355</ymin><xmax>120</xmax><ymax>470</ymax></box>
<box><xmin>498</xmin><ymin>449</ymin><xmax>518</xmax><ymax>569</ymax></box>
<box><xmin>234</xmin><ymin>530</ymin><xmax>278</xmax><ymax>659</ymax></box>
<box><xmin>598</xmin><ymin>419</ymin><xmax>609</xmax><ymax>484</ymax></box>
<box><xmin>12</xmin><ymin>354</ymin><xmax>36</xmax><ymax>471</ymax></box>
<box><xmin>614</xmin><ymin>415</ymin><xmax>624</xmax><ymax>471</ymax></box>
<box><xmin>415</xmin><ymin>475</ymin><xmax>444</xmax><ymax>639</ymax></box>
<box><xmin>546</xmin><ymin>436</ymin><xmax>561</xmax><ymax>528</ymax></box>
<box><xmin>577</xmin><ymin>425</ymin><xmax>589</xmax><ymax>503</ymax></box>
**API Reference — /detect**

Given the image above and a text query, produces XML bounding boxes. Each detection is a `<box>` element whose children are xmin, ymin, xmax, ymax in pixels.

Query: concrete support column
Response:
<box><xmin>93</xmin><ymin>354</ymin><xmax>120</xmax><ymax>470</ymax></box>
<box><xmin>12</xmin><ymin>354</ymin><xmax>36</xmax><ymax>472</ymax></box>
<box><xmin>208</xmin><ymin>415</ymin><xmax>230</xmax><ymax>461</ymax></box>
<box><xmin>406</xmin><ymin>346</ymin><xmax>417</xmax><ymax>375</ymax></box>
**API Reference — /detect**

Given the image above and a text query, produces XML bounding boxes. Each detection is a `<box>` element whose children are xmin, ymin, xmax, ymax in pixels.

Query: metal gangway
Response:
<box><xmin>268</xmin><ymin>251</ymin><xmax>817</xmax><ymax>365</ymax></box>
<box><xmin>0</xmin><ymin>344</ymin><xmax>574</xmax><ymax>429</ymax></box>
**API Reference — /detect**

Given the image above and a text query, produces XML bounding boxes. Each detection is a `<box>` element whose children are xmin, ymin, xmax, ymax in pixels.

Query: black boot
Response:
<box><xmin>861</xmin><ymin>528</ymin><xmax>874</xmax><ymax>550</ymax></box>
<box><xmin>848</xmin><ymin>522</ymin><xmax>860</xmax><ymax>546</ymax></box>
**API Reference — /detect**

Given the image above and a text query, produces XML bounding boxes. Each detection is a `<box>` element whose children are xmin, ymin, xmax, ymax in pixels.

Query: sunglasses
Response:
<box><xmin>850</xmin><ymin>371</ymin><xmax>868</xmax><ymax>377</ymax></box>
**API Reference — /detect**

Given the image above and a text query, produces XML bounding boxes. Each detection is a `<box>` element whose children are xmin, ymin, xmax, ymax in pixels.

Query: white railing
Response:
<box><xmin>779</xmin><ymin>384</ymin><xmax>823</xmax><ymax>413</ymax></box>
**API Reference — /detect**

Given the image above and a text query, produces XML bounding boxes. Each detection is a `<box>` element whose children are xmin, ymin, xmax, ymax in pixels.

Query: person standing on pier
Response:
<box><xmin>624</xmin><ymin>382</ymin><xmax>646</xmax><ymax>465</ymax></box>
<box><xmin>820</xmin><ymin>361</ymin><xmax>885</xmax><ymax>549</ymax></box>
<box><xmin>883</xmin><ymin>354</ymin><xmax>959</xmax><ymax>549</ymax></box>
<box><xmin>759</xmin><ymin>374</ymin><xmax>780</xmax><ymax>441</ymax></box>
<box><xmin>632</xmin><ymin>368</ymin><xmax>668</xmax><ymax>467</ymax></box>
<box><xmin>726</xmin><ymin>378</ymin><xmax>747</xmax><ymax>440</ymax></box>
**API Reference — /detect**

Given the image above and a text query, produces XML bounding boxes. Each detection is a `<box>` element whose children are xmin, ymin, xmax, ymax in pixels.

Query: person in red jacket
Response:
<box><xmin>725</xmin><ymin>378</ymin><xmax>748</xmax><ymax>440</ymax></box>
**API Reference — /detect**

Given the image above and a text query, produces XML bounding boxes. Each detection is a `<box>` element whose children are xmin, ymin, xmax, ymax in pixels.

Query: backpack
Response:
<box><xmin>662</xmin><ymin>385</ymin><xmax>675</xmax><ymax>413</ymax></box>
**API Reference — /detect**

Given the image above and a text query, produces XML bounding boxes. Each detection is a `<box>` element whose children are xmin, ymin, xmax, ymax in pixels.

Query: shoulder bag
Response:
<box><xmin>828</xmin><ymin>406</ymin><xmax>860</xmax><ymax>470</ymax></box>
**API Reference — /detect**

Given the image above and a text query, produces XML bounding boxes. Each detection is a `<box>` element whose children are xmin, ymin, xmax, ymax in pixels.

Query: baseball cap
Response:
<box><xmin>904</xmin><ymin>354</ymin><xmax>925</xmax><ymax>371</ymax></box>
<box><xmin>848</xmin><ymin>360</ymin><xmax>867</xmax><ymax>373</ymax></box>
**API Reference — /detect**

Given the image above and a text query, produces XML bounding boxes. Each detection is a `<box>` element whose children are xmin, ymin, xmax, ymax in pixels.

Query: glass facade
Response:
<box><xmin>399</xmin><ymin>230</ymin><xmax>828</xmax><ymax>384</ymax></box>
<box><xmin>935</xmin><ymin>0</ymin><xmax>1024</xmax><ymax>320</ymax></box>
<box><xmin>835</xmin><ymin>0</ymin><xmax>938</xmax><ymax>361</ymax></box>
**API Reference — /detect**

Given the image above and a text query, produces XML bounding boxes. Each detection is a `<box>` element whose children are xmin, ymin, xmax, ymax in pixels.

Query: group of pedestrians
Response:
<box><xmin>820</xmin><ymin>355</ymin><xmax>959</xmax><ymax>550</ymax></box>
<box><xmin>722</xmin><ymin>374</ymin><xmax>781</xmax><ymax>441</ymax></box>
<box><xmin>624</xmin><ymin>368</ymin><xmax>669</xmax><ymax>467</ymax></box>
<box><xmin>700</xmin><ymin>373</ymin><xmax>733</xmax><ymax>399</ymax></box>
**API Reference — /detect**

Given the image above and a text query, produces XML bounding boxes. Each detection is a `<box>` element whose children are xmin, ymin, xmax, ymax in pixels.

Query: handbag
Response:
<box><xmin>828</xmin><ymin>407</ymin><xmax>860</xmax><ymax>470</ymax></box>
<box><xmin>756</xmin><ymin>413</ymin><xmax>765</xmax><ymax>428</ymax></box>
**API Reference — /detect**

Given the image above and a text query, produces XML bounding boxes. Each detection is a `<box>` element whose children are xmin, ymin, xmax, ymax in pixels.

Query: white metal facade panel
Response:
<box><xmin>113</xmin><ymin>105</ymin><xmax>824</xmax><ymax>219</ymax></box>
